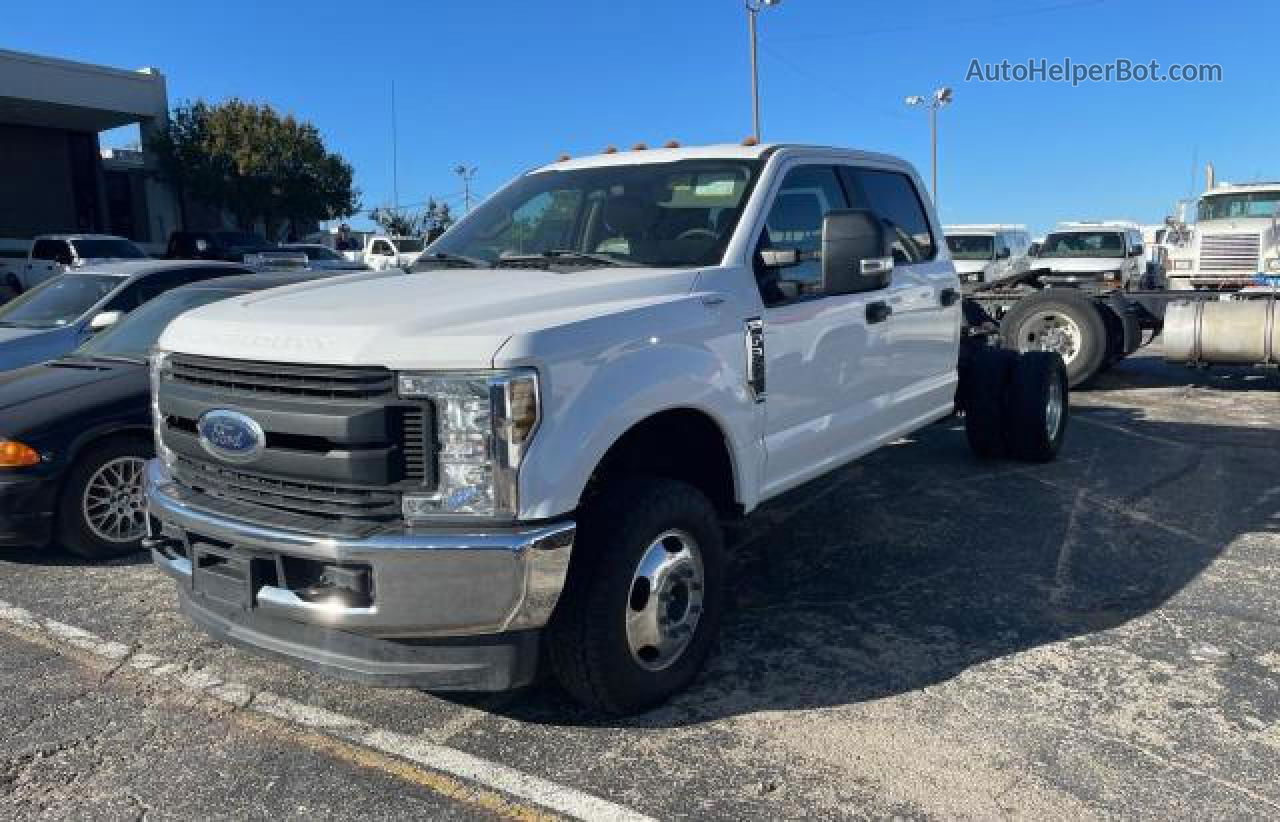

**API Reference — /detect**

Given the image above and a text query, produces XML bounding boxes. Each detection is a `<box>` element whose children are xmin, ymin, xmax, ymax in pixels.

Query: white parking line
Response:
<box><xmin>0</xmin><ymin>598</ymin><xmax>655</xmax><ymax>822</ymax></box>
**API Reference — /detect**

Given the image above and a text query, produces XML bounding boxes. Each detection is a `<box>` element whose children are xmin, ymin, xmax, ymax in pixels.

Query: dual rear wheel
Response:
<box><xmin>964</xmin><ymin>348</ymin><xmax>1069</xmax><ymax>462</ymax></box>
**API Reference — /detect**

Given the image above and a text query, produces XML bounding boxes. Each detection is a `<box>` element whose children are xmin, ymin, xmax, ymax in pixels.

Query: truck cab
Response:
<box><xmin>145</xmin><ymin>143</ymin><xmax>1066</xmax><ymax>715</ymax></box>
<box><xmin>943</xmin><ymin>224</ymin><xmax>1032</xmax><ymax>284</ymax></box>
<box><xmin>12</xmin><ymin>234</ymin><xmax>146</xmax><ymax>293</ymax></box>
<box><xmin>1165</xmin><ymin>182</ymin><xmax>1280</xmax><ymax>290</ymax></box>
<box><xmin>364</xmin><ymin>235</ymin><xmax>426</xmax><ymax>270</ymax></box>
<box><xmin>1031</xmin><ymin>221</ymin><xmax>1146</xmax><ymax>290</ymax></box>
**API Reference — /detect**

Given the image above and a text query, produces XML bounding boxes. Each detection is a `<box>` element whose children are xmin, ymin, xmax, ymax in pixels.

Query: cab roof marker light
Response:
<box><xmin>663</xmin><ymin>140</ymin><xmax>681</xmax><ymax>148</ymax></box>
<box><xmin>741</xmin><ymin>136</ymin><xmax>760</xmax><ymax>146</ymax></box>
<box><xmin>631</xmin><ymin>142</ymin><xmax>648</xmax><ymax>151</ymax></box>
<box><xmin>557</xmin><ymin>153</ymin><xmax>571</xmax><ymax>161</ymax></box>
<box><xmin>603</xmin><ymin>145</ymin><xmax>618</xmax><ymax>154</ymax></box>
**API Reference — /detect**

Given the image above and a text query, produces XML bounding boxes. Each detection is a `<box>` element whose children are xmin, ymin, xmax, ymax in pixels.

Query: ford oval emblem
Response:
<box><xmin>197</xmin><ymin>409</ymin><xmax>265</xmax><ymax>464</ymax></box>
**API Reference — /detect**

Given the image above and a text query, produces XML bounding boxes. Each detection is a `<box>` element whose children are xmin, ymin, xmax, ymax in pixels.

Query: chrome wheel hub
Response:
<box><xmin>83</xmin><ymin>456</ymin><xmax>148</xmax><ymax>543</ymax></box>
<box><xmin>1045</xmin><ymin>375</ymin><xmax>1064</xmax><ymax>439</ymax></box>
<box><xmin>1020</xmin><ymin>312</ymin><xmax>1082</xmax><ymax>365</ymax></box>
<box><xmin>625</xmin><ymin>529</ymin><xmax>705</xmax><ymax>671</ymax></box>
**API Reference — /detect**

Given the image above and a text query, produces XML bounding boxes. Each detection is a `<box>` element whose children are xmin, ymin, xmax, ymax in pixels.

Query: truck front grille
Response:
<box><xmin>170</xmin><ymin>354</ymin><xmax>395</xmax><ymax>400</ymax></box>
<box><xmin>1199</xmin><ymin>234</ymin><xmax>1260</xmax><ymax>273</ymax></box>
<box><xmin>174</xmin><ymin>456</ymin><xmax>402</xmax><ymax>525</ymax></box>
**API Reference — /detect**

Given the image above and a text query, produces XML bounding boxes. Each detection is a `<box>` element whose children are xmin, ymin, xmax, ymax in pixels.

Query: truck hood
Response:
<box><xmin>159</xmin><ymin>266</ymin><xmax>702</xmax><ymax>369</ymax></box>
<box><xmin>1032</xmin><ymin>257</ymin><xmax>1126</xmax><ymax>274</ymax></box>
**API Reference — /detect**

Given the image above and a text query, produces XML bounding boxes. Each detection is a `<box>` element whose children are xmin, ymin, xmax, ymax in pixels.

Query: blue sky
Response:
<box><xmin>7</xmin><ymin>0</ymin><xmax>1276</xmax><ymax>235</ymax></box>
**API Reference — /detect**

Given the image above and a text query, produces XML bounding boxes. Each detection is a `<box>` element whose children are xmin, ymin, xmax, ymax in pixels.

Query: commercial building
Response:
<box><xmin>0</xmin><ymin>48</ymin><xmax>180</xmax><ymax>255</ymax></box>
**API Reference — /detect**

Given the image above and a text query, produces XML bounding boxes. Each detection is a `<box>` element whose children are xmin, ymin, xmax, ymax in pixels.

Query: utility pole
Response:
<box><xmin>454</xmin><ymin>165</ymin><xmax>478</xmax><ymax>213</ymax></box>
<box><xmin>904</xmin><ymin>86</ymin><xmax>954</xmax><ymax>209</ymax></box>
<box><xmin>391</xmin><ymin>80</ymin><xmax>400</xmax><ymax>210</ymax></box>
<box><xmin>744</xmin><ymin>0</ymin><xmax>782</xmax><ymax>142</ymax></box>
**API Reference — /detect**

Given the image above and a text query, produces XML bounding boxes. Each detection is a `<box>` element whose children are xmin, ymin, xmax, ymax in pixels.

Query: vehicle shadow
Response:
<box><xmin>460</xmin><ymin>403</ymin><xmax>1278</xmax><ymax>727</ymax></box>
<box><xmin>1081</xmin><ymin>342</ymin><xmax>1280</xmax><ymax>393</ymax></box>
<box><xmin>0</xmin><ymin>543</ymin><xmax>150</xmax><ymax>568</ymax></box>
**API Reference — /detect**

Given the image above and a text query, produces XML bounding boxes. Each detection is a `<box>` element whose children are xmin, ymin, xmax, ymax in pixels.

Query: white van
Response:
<box><xmin>943</xmin><ymin>224</ymin><xmax>1032</xmax><ymax>284</ymax></box>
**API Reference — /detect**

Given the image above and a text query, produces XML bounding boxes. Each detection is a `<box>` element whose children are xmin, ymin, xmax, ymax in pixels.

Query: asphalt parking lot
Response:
<box><xmin>1</xmin><ymin>347</ymin><xmax>1277</xmax><ymax>821</ymax></box>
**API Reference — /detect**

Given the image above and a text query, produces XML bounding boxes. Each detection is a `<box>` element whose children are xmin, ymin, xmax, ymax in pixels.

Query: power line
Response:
<box><xmin>762</xmin><ymin>0</ymin><xmax>1106</xmax><ymax>44</ymax></box>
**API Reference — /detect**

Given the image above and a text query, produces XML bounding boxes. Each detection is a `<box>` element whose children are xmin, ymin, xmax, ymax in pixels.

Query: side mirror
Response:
<box><xmin>759</xmin><ymin>248</ymin><xmax>800</xmax><ymax>268</ymax></box>
<box><xmin>88</xmin><ymin>310</ymin><xmax>122</xmax><ymax>332</ymax></box>
<box><xmin>820</xmin><ymin>209</ymin><xmax>892</xmax><ymax>295</ymax></box>
<box><xmin>1028</xmin><ymin>243</ymin><xmax>1041</xmax><ymax>257</ymax></box>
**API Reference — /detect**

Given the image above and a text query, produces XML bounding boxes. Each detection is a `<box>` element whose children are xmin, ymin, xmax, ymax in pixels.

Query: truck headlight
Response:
<box><xmin>1266</xmin><ymin>258</ymin><xmax>1280</xmax><ymax>272</ymax></box>
<box><xmin>1172</xmin><ymin>259</ymin><xmax>1193</xmax><ymax>271</ymax></box>
<box><xmin>149</xmin><ymin>349</ymin><xmax>177</xmax><ymax>473</ymax></box>
<box><xmin>398</xmin><ymin>370</ymin><xmax>539</xmax><ymax>520</ymax></box>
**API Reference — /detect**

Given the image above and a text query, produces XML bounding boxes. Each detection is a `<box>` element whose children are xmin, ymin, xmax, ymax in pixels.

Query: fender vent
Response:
<box><xmin>745</xmin><ymin>318</ymin><xmax>766</xmax><ymax>402</ymax></box>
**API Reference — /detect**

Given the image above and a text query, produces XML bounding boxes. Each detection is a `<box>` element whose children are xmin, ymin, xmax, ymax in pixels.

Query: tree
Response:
<box><xmin>149</xmin><ymin>99</ymin><xmax>359</xmax><ymax>238</ymax></box>
<box><xmin>369</xmin><ymin>198</ymin><xmax>456</xmax><ymax>241</ymax></box>
<box><xmin>369</xmin><ymin>207</ymin><xmax>421</xmax><ymax>237</ymax></box>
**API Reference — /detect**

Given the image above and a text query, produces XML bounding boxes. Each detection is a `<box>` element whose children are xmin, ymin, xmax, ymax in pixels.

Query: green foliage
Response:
<box><xmin>149</xmin><ymin>99</ymin><xmax>360</xmax><ymax>237</ymax></box>
<box><xmin>369</xmin><ymin>198</ymin><xmax>456</xmax><ymax>241</ymax></box>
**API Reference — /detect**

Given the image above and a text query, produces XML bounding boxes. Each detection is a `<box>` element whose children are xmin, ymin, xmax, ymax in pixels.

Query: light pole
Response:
<box><xmin>904</xmin><ymin>86</ymin><xmax>954</xmax><ymax>208</ymax></box>
<box><xmin>745</xmin><ymin>0</ymin><xmax>782</xmax><ymax>142</ymax></box>
<box><xmin>453</xmin><ymin>165</ymin><xmax>478</xmax><ymax>213</ymax></box>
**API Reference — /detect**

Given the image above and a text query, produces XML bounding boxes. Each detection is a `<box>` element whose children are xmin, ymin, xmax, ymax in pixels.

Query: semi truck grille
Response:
<box><xmin>174</xmin><ymin>456</ymin><xmax>402</xmax><ymax>524</ymax></box>
<box><xmin>169</xmin><ymin>354</ymin><xmax>395</xmax><ymax>400</ymax></box>
<box><xmin>1199</xmin><ymin>234</ymin><xmax>1260</xmax><ymax>272</ymax></box>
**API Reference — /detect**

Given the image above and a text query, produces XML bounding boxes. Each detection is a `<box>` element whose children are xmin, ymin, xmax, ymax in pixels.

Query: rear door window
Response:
<box><xmin>839</xmin><ymin>167</ymin><xmax>936</xmax><ymax>263</ymax></box>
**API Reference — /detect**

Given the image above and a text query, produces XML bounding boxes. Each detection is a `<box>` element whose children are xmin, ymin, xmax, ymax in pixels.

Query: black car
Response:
<box><xmin>0</xmin><ymin>273</ymin><xmax>323</xmax><ymax>560</ymax></box>
<box><xmin>165</xmin><ymin>230</ymin><xmax>277</xmax><ymax>262</ymax></box>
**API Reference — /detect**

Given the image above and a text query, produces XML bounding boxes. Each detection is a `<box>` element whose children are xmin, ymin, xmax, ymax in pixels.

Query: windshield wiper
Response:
<box><xmin>494</xmin><ymin>250</ymin><xmax>640</xmax><ymax>269</ymax></box>
<box><xmin>413</xmin><ymin>252</ymin><xmax>486</xmax><ymax>269</ymax></box>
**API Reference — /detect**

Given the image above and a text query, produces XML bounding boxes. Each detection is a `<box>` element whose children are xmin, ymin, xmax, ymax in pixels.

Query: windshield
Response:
<box><xmin>1039</xmin><ymin>231</ymin><xmax>1126</xmax><ymax>258</ymax></box>
<box><xmin>0</xmin><ymin>274</ymin><xmax>120</xmax><ymax>328</ymax></box>
<box><xmin>1197</xmin><ymin>191</ymin><xmax>1280</xmax><ymax>220</ymax></box>
<box><xmin>292</xmin><ymin>245</ymin><xmax>342</xmax><ymax>260</ymax></box>
<box><xmin>945</xmin><ymin>234</ymin><xmax>994</xmax><ymax>260</ymax></box>
<box><xmin>394</xmin><ymin>239</ymin><xmax>425</xmax><ymax>253</ymax></box>
<box><xmin>423</xmin><ymin>159</ymin><xmax>763</xmax><ymax>268</ymax></box>
<box><xmin>70</xmin><ymin>239</ymin><xmax>145</xmax><ymax>259</ymax></box>
<box><xmin>73</xmin><ymin>287</ymin><xmax>246</xmax><ymax>362</ymax></box>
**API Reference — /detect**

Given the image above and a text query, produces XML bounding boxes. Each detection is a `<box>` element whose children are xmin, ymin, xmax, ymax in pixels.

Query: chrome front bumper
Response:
<box><xmin>144</xmin><ymin>460</ymin><xmax>575</xmax><ymax>639</ymax></box>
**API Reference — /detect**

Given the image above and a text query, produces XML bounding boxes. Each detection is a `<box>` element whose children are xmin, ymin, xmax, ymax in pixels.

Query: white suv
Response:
<box><xmin>1031</xmin><ymin>222</ymin><xmax>1147</xmax><ymax>290</ymax></box>
<box><xmin>944</xmin><ymin>224</ymin><xmax>1032</xmax><ymax>284</ymax></box>
<box><xmin>145</xmin><ymin>143</ymin><xmax>1068</xmax><ymax>714</ymax></box>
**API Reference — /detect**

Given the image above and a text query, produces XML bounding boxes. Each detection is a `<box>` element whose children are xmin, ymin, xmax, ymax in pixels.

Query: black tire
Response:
<box><xmin>1005</xmin><ymin>352</ymin><xmax>1069</xmax><ymax>463</ymax></box>
<box><xmin>1000</xmin><ymin>290</ymin><xmax>1108</xmax><ymax>388</ymax></box>
<box><xmin>546</xmin><ymin>476</ymin><xmax>726</xmax><ymax>716</ymax></box>
<box><xmin>57</xmin><ymin>437</ymin><xmax>153</xmax><ymax>561</ymax></box>
<box><xmin>963</xmin><ymin>347</ymin><xmax>1017</xmax><ymax>460</ymax></box>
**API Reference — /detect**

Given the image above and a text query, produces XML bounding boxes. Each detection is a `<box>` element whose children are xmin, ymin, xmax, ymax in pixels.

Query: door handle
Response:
<box><xmin>866</xmin><ymin>301</ymin><xmax>892</xmax><ymax>324</ymax></box>
<box><xmin>940</xmin><ymin>287</ymin><xmax>960</xmax><ymax>306</ymax></box>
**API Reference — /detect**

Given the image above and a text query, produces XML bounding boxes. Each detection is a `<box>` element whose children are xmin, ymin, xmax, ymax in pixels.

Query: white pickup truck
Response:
<box><xmin>361</xmin><ymin>234</ymin><xmax>426</xmax><ymax>270</ymax></box>
<box><xmin>4</xmin><ymin>234</ymin><xmax>147</xmax><ymax>294</ymax></box>
<box><xmin>145</xmin><ymin>143</ymin><xmax>1067</xmax><ymax>714</ymax></box>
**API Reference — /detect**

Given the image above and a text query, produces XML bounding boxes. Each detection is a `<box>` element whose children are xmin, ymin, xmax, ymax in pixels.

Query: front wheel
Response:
<box><xmin>57</xmin><ymin>438</ymin><xmax>153</xmax><ymax>560</ymax></box>
<box><xmin>546</xmin><ymin>477</ymin><xmax>726</xmax><ymax>716</ymax></box>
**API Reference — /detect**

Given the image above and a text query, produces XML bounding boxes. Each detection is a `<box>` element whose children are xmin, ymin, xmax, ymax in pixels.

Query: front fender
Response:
<box><xmin>498</xmin><ymin>298</ymin><xmax>760</xmax><ymax>520</ymax></box>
